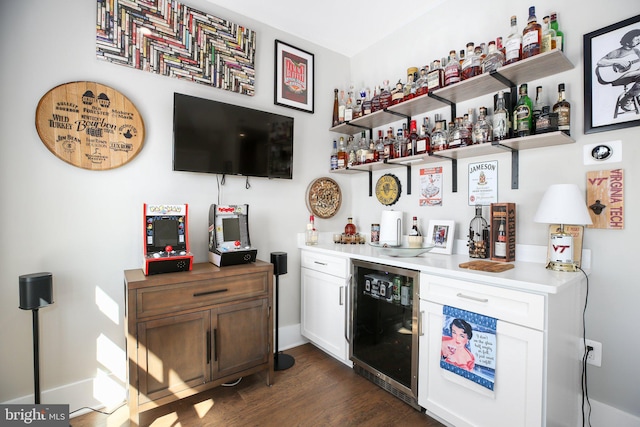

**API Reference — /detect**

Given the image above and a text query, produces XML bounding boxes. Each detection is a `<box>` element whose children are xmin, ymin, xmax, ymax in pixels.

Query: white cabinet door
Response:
<box><xmin>301</xmin><ymin>267</ymin><xmax>349</xmax><ymax>364</ymax></box>
<box><xmin>418</xmin><ymin>299</ymin><xmax>544</xmax><ymax>427</ymax></box>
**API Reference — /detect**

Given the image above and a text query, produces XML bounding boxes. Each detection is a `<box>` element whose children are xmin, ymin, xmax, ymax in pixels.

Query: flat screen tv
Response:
<box><xmin>173</xmin><ymin>93</ymin><xmax>294</xmax><ymax>179</ymax></box>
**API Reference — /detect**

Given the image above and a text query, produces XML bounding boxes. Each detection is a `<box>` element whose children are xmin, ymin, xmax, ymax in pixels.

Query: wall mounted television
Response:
<box><xmin>173</xmin><ymin>93</ymin><xmax>294</xmax><ymax>179</ymax></box>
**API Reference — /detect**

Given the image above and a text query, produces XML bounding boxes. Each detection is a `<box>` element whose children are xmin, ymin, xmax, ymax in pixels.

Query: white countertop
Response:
<box><xmin>298</xmin><ymin>233</ymin><xmax>588</xmax><ymax>295</ymax></box>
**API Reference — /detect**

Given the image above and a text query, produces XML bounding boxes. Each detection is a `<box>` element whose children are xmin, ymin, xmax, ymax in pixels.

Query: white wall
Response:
<box><xmin>0</xmin><ymin>0</ymin><xmax>349</xmax><ymax>409</ymax></box>
<box><xmin>347</xmin><ymin>0</ymin><xmax>640</xmax><ymax>421</ymax></box>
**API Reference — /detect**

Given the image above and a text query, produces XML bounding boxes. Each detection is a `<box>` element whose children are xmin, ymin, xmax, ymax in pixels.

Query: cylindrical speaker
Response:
<box><xmin>19</xmin><ymin>272</ymin><xmax>53</xmax><ymax>310</ymax></box>
<box><xmin>270</xmin><ymin>252</ymin><xmax>287</xmax><ymax>276</ymax></box>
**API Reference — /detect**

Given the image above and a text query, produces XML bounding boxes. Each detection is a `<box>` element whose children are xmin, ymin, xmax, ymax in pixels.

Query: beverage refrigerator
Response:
<box><xmin>350</xmin><ymin>260</ymin><xmax>421</xmax><ymax>410</ymax></box>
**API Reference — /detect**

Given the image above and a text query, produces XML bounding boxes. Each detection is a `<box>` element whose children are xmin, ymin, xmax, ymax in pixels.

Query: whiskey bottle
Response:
<box><xmin>332</xmin><ymin>89</ymin><xmax>339</xmax><ymax>127</ymax></box>
<box><xmin>338</xmin><ymin>90</ymin><xmax>346</xmax><ymax>124</ymax></box>
<box><xmin>472</xmin><ymin>107</ymin><xmax>492</xmax><ymax>144</ymax></box>
<box><xmin>427</xmin><ymin>59</ymin><xmax>445</xmax><ymax>91</ymax></box>
<box><xmin>482</xmin><ymin>40</ymin><xmax>505</xmax><ymax>74</ymax></box>
<box><xmin>398</xmin><ymin>126</ymin><xmax>407</xmax><ymax>158</ymax></box>
<box><xmin>330</xmin><ymin>140</ymin><xmax>338</xmax><ymax>170</ymax></box>
<box><xmin>492</xmin><ymin>91</ymin><xmax>510</xmax><ymax>141</ymax></box>
<box><xmin>430</xmin><ymin>120</ymin><xmax>449</xmax><ymax>152</ymax></box>
<box><xmin>406</xmin><ymin>120</ymin><xmax>418</xmax><ymax>157</ymax></box>
<box><xmin>550</xmin><ymin>12</ymin><xmax>564</xmax><ymax>51</ymax></box>
<box><xmin>361</xmin><ymin>88</ymin><xmax>372</xmax><ymax>116</ymax></box>
<box><xmin>522</xmin><ymin>6</ymin><xmax>542</xmax><ymax>59</ymax></box>
<box><xmin>346</xmin><ymin>136</ymin><xmax>357</xmax><ymax>167</ymax></box>
<box><xmin>448</xmin><ymin>117</ymin><xmax>469</xmax><ymax>149</ymax></box>
<box><xmin>404</xmin><ymin>67</ymin><xmax>418</xmax><ymax>101</ymax></box>
<box><xmin>337</xmin><ymin>137</ymin><xmax>347</xmax><ymax>168</ymax></box>
<box><xmin>391</xmin><ymin>79</ymin><xmax>405</xmax><ymax>105</ymax></box>
<box><xmin>541</xmin><ymin>15</ymin><xmax>557</xmax><ymax>53</ymax></box>
<box><xmin>444</xmin><ymin>50</ymin><xmax>461</xmax><ymax>86</ymax></box>
<box><xmin>344</xmin><ymin>217</ymin><xmax>357</xmax><ymax>236</ymax></box>
<box><xmin>461</xmin><ymin>42</ymin><xmax>481</xmax><ymax>80</ymax></box>
<box><xmin>376</xmin><ymin>130</ymin><xmax>386</xmax><ymax>161</ymax></box>
<box><xmin>504</xmin><ymin>16</ymin><xmax>522</xmax><ymax>65</ymax></box>
<box><xmin>305</xmin><ymin>215</ymin><xmax>318</xmax><ymax>246</ymax></box>
<box><xmin>371</xmin><ymin>86</ymin><xmax>381</xmax><ymax>113</ymax></box>
<box><xmin>415</xmin><ymin>66</ymin><xmax>429</xmax><ymax>97</ymax></box>
<box><xmin>553</xmin><ymin>83</ymin><xmax>571</xmax><ymax>135</ymax></box>
<box><xmin>410</xmin><ymin>216</ymin><xmax>422</xmax><ymax>236</ymax></box>
<box><xmin>532</xmin><ymin>85</ymin><xmax>544</xmax><ymax>133</ymax></box>
<box><xmin>514</xmin><ymin>83</ymin><xmax>533</xmax><ymax>137</ymax></box>
<box><xmin>379</xmin><ymin>81</ymin><xmax>392</xmax><ymax>110</ymax></box>
<box><xmin>493</xmin><ymin>217</ymin><xmax>507</xmax><ymax>258</ymax></box>
<box><xmin>414</xmin><ymin>118</ymin><xmax>431</xmax><ymax>155</ymax></box>
<box><xmin>344</xmin><ymin>91</ymin><xmax>354</xmax><ymax>122</ymax></box>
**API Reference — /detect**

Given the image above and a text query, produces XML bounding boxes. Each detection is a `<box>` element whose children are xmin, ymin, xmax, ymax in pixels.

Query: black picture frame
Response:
<box><xmin>583</xmin><ymin>14</ymin><xmax>640</xmax><ymax>134</ymax></box>
<box><xmin>274</xmin><ymin>40</ymin><xmax>314</xmax><ymax>113</ymax></box>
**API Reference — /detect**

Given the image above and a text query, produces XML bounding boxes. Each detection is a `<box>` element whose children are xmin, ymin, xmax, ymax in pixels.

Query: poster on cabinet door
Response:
<box><xmin>468</xmin><ymin>161</ymin><xmax>498</xmax><ymax>206</ymax></box>
<box><xmin>441</xmin><ymin>305</ymin><xmax>497</xmax><ymax>391</ymax></box>
<box><xmin>419</xmin><ymin>166</ymin><xmax>443</xmax><ymax>206</ymax></box>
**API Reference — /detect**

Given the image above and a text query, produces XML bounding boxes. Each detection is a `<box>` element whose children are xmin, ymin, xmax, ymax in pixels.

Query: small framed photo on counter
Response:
<box><xmin>426</xmin><ymin>220</ymin><xmax>455</xmax><ymax>255</ymax></box>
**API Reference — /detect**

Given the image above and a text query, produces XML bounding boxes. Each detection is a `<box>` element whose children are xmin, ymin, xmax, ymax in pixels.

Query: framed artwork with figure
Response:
<box><xmin>584</xmin><ymin>14</ymin><xmax>640</xmax><ymax>133</ymax></box>
<box><xmin>274</xmin><ymin>40</ymin><xmax>314</xmax><ymax>113</ymax></box>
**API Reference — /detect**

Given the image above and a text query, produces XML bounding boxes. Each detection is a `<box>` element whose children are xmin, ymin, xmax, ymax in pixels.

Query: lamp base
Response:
<box><xmin>546</xmin><ymin>260</ymin><xmax>579</xmax><ymax>272</ymax></box>
<box><xmin>274</xmin><ymin>352</ymin><xmax>295</xmax><ymax>371</ymax></box>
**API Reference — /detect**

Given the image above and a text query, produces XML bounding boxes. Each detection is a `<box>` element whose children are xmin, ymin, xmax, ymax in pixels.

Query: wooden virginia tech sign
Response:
<box><xmin>586</xmin><ymin>169</ymin><xmax>624</xmax><ymax>229</ymax></box>
<box><xmin>35</xmin><ymin>81</ymin><xmax>145</xmax><ymax>170</ymax></box>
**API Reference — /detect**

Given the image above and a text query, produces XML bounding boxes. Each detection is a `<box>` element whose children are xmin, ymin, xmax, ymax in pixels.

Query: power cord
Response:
<box><xmin>577</xmin><ymin>266</ymin><xmax>592</xmax><ymax>427</ymax></box>
<box><xmin>68</xmin><ymin>401</ymin><xmax>127</xmax><ymax>417</ymax></box>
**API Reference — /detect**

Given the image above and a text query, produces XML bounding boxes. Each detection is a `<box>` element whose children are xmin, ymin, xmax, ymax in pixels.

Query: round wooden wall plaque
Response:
<box><xmin>35</xmin><ymin>81</ymin><xmax>145</xmax><ymax>170</ymax></box>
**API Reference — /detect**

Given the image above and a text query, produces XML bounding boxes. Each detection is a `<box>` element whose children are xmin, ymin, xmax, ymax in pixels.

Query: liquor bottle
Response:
<box><xmin>338</xmin><ymin>90</ymin><xmax>346</xmax><ymax>124</ymax></box>
<box><xmin>398</xmin><ymin>126</ymin><xmax>407</xmax><ymax>158</ymax></box>
<box><xmin>468</xmin><ymin>205</ymin><xmax>489</xmax><ymax>258</ymax></box>
<box><xmin>369</xmin><ymin>139</ymin><xmax>378</xmax><ymax>162</ymax></box>
<box><xmin>353</xmin><ymin>92</ymin><xmax>362</xmax><ymax>119</ymax></box>
<box><xmin>346</xmin><ymin>136</ymin><xmax>357</xmax><ymax>167</ymax></box>
<box><xmin>504</xmin><ymin>16</ymin><xmax>522</xmax><ymax>65</ymax></box>
<box><xmin>332</xmin><ymin>89</ymin><xmax>339</xmax><ymax>127</ymax></box>
<box><xmin>404</xmin><ymin>67</ymin><xmax>418</xmax><ymax>101</ymax></box>
<box><xmin>444</xmin><ymin>50</ymin><xmax>461</xmax><ymax>86</ymax></box>
<box><xmin>344</xmin><ymin>217</ymin><xmax>357</xmax><ymax>236</ymax></box>
<box><xmin>361</xmin><ymin>88</ymin><xmax>372</xmax><ymax>116</ymax></box>
<box><xmin>410</xmin><ymin>216</ymin><xmax>422</xmax><ymax>236</ymax></box>
<box><xmin>448</xmin><ymin>118</ymin><xmax>466</xmax><ymax>149</ymax></box>
<box><xmin>344</xmin><ymin>91</ymin><xmax>354</xmax><ymax>122</ymax></box>
<box><xmin>522</xmin><ymin>6</ymin><xmax>542</xmax><ymax>59</ymax></box>
<box><xmin>463</xmin><ymin>109</ymin><xmax>475</xmax><ymax>139</ymax></box>
<box><xmin>427</xmin><ymin>59</ymin><xmax>445</xmax><ymax>91</ymax></box>
<box><xmin>514</xmin><ymin>83</ymin><xmax>533</xmax><ymax>137</ymax></box>
<box><xmin>541</xmin><ymin>16</ymin><xmax>557</xmax><ymax>53</ymax></box>
<box><xmin>553</xmin><ymin>83</ymin><xmax>571</xmax><ymax>135</ymax></box>
<box><xmin>391</xmin><ymin>79</ymin><xmax>405</xmax><ymax>105</ymax></box>
<box><xmin>305</xmin><ymin>215</ymin><xmax>318</xmax><ymax>246</ymax></box>
<box><xmin>356</xmin><ymin>131</ymin><xmax>368</xmax><ymax>165</ymax></box>
<box><xmin>459</xmin><ymin>49</ymin><xmax>466</xmax><ymax>66</ymax></box>
<box><xmin>461</xmin><ymin>42</ymin><xmax>481</xmax><ymax>80</ymax></box>
<box><xmin>430</xmin><ymin>120</ymin><xmax>449</xmax><ymax>152</ymax></box>
<box><xmin>337</xmin><ymin>136</ymin><xmax>347</xmax><ymax>168</ymax></box>
<box><xmin>473</xmin><ymin>107</ymin><xmax>492</xmax><ymax>144</ymax></box>
<box><xmin>493</xmin><ymin>91</ymin><xmax>510</xmax><ymax>141</ymax></box>
<box><xmin>371</xmin><ymin>86</ymin><xmax>381</xmax><ymax>113</ymax></box>
<box><xmin>493</xmin><ymin>217</ymin><xmax>507</xmax><ymax>258</ymax></box>
<box><xmin>330</xmin><ymin>140</ymin><xmax>338</xmax><ymax>170</ymax></box>
<box><xmin>550</xmin><ymin>12</ymin><xmax>564</xmax><ymax>51</ymax></box>
<box><xmin>375</xmin><ymin>130</ymin><xmax>385</xmax><ymax>161</ymax></box>
<box><xmin>482</xmin><ymin>40</ymin><xmax>505</xmax><ymax>74</ymax></box>
<box><xmin>415</xmin><ymin>118</ymin><xmax>431</xmax><ymax>155</ymax></box>
<box><xmin>394</xmin><ymin>127</ymin><xmax>403</xmax><ymax>158</ymax></box>
<box><xmin>406</xmin><ymin>120</ymin><xmax>418</xmax><ymax>157</ymax></box>
<box><xmin>532</xmin><ymin>86</ymin><xmax>544</xmax><ymax>133</ymax></box>
<box><xmin>415</xmin><ymin>66</ymin><xmax>429</xmax><ymax>97</ymax></box>
<box><xmin>379</xmin><ymin>81</ymin><xmax>392</xmax><ymax>110</ymax></box>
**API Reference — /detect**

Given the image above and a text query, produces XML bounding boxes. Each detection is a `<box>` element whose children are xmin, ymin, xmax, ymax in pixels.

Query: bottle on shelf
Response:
<box><xmin>463</xmin><ymin>109</ymin><xmax>475</xmax><ymax>139</ymax></box>
<box><xmin>392</xmin><ymin>79</ymin><xmax>405</xmax><ymax>105</ymax></box>
<box><xmin>404</xmin><ymin>67</ymin><xmax>418</xmax><ymax>101</ymax></box>
<box><xmin>414</xmin><ymin>117</ymin><xmax>431</xmax><ymax>155</ymax></box>
<box><xmin>379</xmin><ymin>80</ymin><xmax>392</xmax><ymax>110</ymax></box>
<box><xmin>448</xmin><ymin>117</ymin><xmax>470</xmax><ymax>149</ymax></box>
<box><xmin>369</xmin><ymin>138</ymin><xmax>378</xmax><ymax>162</ymax></box>
<box><xmin>338</xmin><ymin>90</ymin><xmax>346</xmax><ymax>124</ymax></box>
<box><xmin>532</xmin><ymin>85</ymin><xmax>544</xmax><ymax>133</ymax></box>
<box><xmin>493</xmin><ymin>90</ymin><xmax>510</xmax><ymax>141</ymax></box>
<box><xmin>427</xmin><ymin>59</ymin><xmax>445</xmax><ymax>91</ymax></box>
<box><xmin>346</xmin><ymin>136</ymin><xmax>357</xmax><ymax>167</ymax></box>
<box><xmin>522</xmin><ymin>6</ymin><xmax>542</xmax><ymax>59</ymax></box>
<box><xmin>305</xmin><ymin>215</ymin><xmax>318</xmax><ymax>246</ymax></box>
<box><xmin>472</xmin><ymin>107</ymin><xmax>492</xmax><ymax>144</ymax></box>
<box><xmin>553</xmin><ymin>83</ymin><xmax>571</xmax><ymax>135</ymax></box>
<box><xmin>330</xmin><ymin>140</ymin><xmax>338</xmax><ymax>170</ymax></box>
<box><xmin>444</xmin><ymin>50</ymin><xmax>461</xmax><ymax>86</ymax></box>
<box><xmin>504</xmin><ymin>15</ymin><xmax>522</xmax><ymax>66</ymax></box>
<box><xmin>344</xmin><ymin>90</ymin><xmax>354</xmax><ymax>122</ymax></box>
<box><xmin>406</xmin><ymin>120</ymin><xmax>418</xmax><ymax>157</ymax></box>
<box><xmin>493</xmin><ymin>217</ymin><xmax>507</xmax><ymax>258</ymax></box>
<box><xmin>550</xmin><ymin>12</ymin><xmax>563</xmax><ymax>51</ymax></box>
<box><xmin>514</xmin><ymin>83</ymin><xmax>533</xmax><ymax>137</ymax></box>
<box><xmin>430</xmin><ymin>120</ymin><xmax>449</xmax><ymax>152</ymax></box>
<box><xmin>468</xmin><ymin>205</ymin><xmax>489</xmax><ymax>259</ymax></box>
<box><xmin>415</xmin><ymin>66</ymin><xmax>429</xmax><ymax>97</ymax></box>
<box><xmin>361</xmin><ymin>88</ymin><xmax>372</xmax><ymax>116</ymax></box>
<box><xmin>410</xmin><ymin>216</ymin><xmax>422</xmax><ymax>236</ymax></box>
<box><xmin>376</xmin><ymin>129</ymin><xmax>386</xmax><ymax>161</ymax></box>
<box><xmin>356</xmin><ymin>131</ymin><xmax>368</xmax><ymax>165</ymax></box>
<box><xmin>344</xmin><ymin>217</ymin><xmax>357</xmax><ymax>236</ymax></box>
<box><xmin>337</xmin><ymin>136</ymin><xmax>347</xmax><ymax>168</ymax></box>
<box><xmin>461</xmin><ymin>42</ymin><xmax>481</xmax><ymax>80</ymax></box>
<box><xmin>541</xmin><ymin>15</ymin><xmax>557</xmax><ymax>53</ymax></box>
<box><xmin>332</xmin><ymin>89</ymin><xmax>339</xmax><ymax>127</ymax></box>
<box><xmin>371</xmin><ymin>86</ymin><xmax>381</xmax><ymax>113</ymax></box>
<box><xmin>482</xmin><ymin>40</ymin><xmax>505</xmax><ymax>74</ymax></box>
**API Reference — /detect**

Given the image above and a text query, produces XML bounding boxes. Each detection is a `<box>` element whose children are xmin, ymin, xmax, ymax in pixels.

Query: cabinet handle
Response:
<box><xmin>313</xmin><ymin>261</ymin><xmax>328</xmax><ymax>266</ymax></box>
<box><xmin>213</xmin><ymin>328</ymin><xmax>218</xmax><ymax>362</ymax></box>
<box><xmin>344</xmin><ymin>275</ymin><xmax>351</xmax><ymax>344</ymax></box>
<box><xmin>418</xmin><ymin>311</ymin><xmax>425</xmax><ymax>337</ymax></box>
<box><xmin>456</xmin><ymin>292</ymin><xmax>489</xmax><ymax>303</ymax></box>
<box><xmin>193</xmin><ymin>288</ymin><xmax>228</xmax><ymax>297</ymax></box>
<box><xmin>206</xmin><ymin>330</ymin><xmax>211</xmax><ymax>363</ymax></box>
<box><xmin>339</xmin><ymin>286</ymin><xmax>344</xmax><ymax>306</ymax></box>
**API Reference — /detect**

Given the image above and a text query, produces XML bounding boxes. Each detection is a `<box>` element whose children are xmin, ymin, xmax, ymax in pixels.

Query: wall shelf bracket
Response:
<box><xmin>491</xmin><ymin>141</ymin><xmax>519</xmax><ymax>189</ymax></box>
<box><xmin>428</xmin><ymin>92</ymin><xmax>456</xmax><ymax>120</ymax></box>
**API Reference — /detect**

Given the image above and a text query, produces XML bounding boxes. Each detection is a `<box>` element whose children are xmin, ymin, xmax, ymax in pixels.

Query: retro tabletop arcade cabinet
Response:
<box><xmin>143</xmin><ymin>203</ymin><xmax>194</xmax><ymax>275</ymax></box>
<box><xmin>208</xmin><ymin>204</ymin><xmax>257</xmax><ymax>267</ymax></box>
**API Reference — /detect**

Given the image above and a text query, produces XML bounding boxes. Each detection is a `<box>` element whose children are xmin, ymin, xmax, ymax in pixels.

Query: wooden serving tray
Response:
<box><xmin>459</xmin><ymin>260</ymin><xmax>514</xmax><ymax>273</ymax></box>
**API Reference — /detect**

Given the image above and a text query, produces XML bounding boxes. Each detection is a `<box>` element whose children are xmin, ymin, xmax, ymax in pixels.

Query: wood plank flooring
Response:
<box><xmin>70</xmin><ymin>343</ymin><xmax>445</xmax><ymax>427</ymax></box>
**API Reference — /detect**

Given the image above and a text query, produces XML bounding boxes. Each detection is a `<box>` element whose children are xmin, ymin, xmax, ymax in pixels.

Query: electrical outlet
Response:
<box><xmin>584</xmin><ymin>339</ymin><xmax>602</xmax><ymax>367</ymax></box>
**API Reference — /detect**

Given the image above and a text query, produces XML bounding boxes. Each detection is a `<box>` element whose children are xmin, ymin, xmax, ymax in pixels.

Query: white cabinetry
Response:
<box><xmin>418</xmin><ymin>273</ymin><xmax>584</xmax><ymax>427</ymax></box>
<box><xmin>300</xmin><ymin>250</ymin><xmax>351</xmax><ymax>365</ymax></box>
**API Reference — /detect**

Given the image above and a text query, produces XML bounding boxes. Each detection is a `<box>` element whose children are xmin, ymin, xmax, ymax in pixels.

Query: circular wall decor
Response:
<box><xmin>375</xmin><ymin>174</ymin><xmax>401</xmax><ymax>206</ymax></box>
<box><xmin>35</xmin><ymin>81</ymin><xmax>145</xmax><ymax>170</ymax></box>
<box><xmin>305</xmin><ymin>177</ymin><xmax>342</xmax><ymax>219</ymax></box>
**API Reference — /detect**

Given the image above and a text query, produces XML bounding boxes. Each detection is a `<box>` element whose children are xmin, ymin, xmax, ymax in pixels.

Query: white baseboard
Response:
<box><xmin>588</xmin><ymin>399</ymin><xmax>640</xmax><ymax>427</ymax></box>
<box><xmin>275</xmin><ymin>322</ymin><xmax>308</xmax><ymax>352</ymax></box>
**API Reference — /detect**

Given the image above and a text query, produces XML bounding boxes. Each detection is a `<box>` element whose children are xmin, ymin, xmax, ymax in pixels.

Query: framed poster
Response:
<box><xmin>468</xmin><ymin>161</ymin><xmax>498</xmax><ymax>206</ymax></box>
<box><xmin>274</xmin><ymin>40</ymin><xmax>314</xmax><ymax>113</ymax></box>
<box><xmin>583</xmin><ymin>15</ymin><xmax>640</xmax><ymax>133</ymax></box>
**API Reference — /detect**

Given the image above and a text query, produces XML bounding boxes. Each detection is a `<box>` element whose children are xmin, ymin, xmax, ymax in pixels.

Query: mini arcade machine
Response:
<box><xmin>143</xmin><ymin>203</ymin><xmax>193</xmax><ymax>275</ymax></box>
<box><xmin>208</xmin><ymin>204</ymin><xmax>257</xmax><ymax>267</ymax></box>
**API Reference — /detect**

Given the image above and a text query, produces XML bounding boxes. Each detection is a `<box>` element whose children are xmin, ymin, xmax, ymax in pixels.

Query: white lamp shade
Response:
<box><xmin>534</xmin><ymin>184</ymin><xmax>593</xmax><ymax>225</ymax></box>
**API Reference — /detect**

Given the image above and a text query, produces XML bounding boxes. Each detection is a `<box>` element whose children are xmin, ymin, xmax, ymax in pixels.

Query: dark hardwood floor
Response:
<box><xmin>70</xmin><ymin>343</ymin><xmax>445</xmax><ymax>427</ymax></box>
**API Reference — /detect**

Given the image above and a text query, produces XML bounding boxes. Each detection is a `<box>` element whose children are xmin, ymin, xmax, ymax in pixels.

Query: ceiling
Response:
<box><xmin>205</xmin><ymin>0</ymin><xmax>448</xmax><ymax>57</ymax></box>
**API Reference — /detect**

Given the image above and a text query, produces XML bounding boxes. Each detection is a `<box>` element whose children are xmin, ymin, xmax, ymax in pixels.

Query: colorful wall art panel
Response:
<box><xmin>96</xmin><ymin>0</ymin><xmax>256</xmax><ymax>95</ymax></box>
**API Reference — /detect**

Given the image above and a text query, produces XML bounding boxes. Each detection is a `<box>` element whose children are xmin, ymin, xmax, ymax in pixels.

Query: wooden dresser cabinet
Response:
<box><xmin>124</xmin><ymin>261</ymin><xmax>274</xmax><ymax>425</ymax></box>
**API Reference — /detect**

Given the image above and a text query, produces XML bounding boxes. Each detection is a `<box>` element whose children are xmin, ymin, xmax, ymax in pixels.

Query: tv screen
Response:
<box><xmin>173</xmin><ymin>93</ymin><xmax>294</xmax><ymax>179</ymax></box>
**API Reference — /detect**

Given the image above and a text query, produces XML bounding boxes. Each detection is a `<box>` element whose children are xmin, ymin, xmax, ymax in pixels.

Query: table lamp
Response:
<box><xmin>533</xmin><ymin>184</ymin><xmax>592</xmax><ymax>272</ymax></box>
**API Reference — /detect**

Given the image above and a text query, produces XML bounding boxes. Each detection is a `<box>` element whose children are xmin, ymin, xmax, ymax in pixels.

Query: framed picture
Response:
<box><xmin>274</xmin><ymin>40</ymin><xmax>314</xmax><ymax>113</ymax></box>
<box><xmin>583</xmin><ymin>14</ymin><xmax>640</xmax><ymax>134</ymax></box>
<box><xmin>427</xmin><ymin>220</ymin><xmax>456</xmax><ymax>255</ymax></box>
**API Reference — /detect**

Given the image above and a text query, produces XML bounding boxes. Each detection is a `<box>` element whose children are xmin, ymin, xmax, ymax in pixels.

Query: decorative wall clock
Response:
<box><xmin>375</xmin><ymin>174</ymin><xmax>401</xmax><ymax>206</ymax></box>
<box><xmin>305</xmin><ymin>177</ymin><xmax>342</xmax><ymax>219</ymax></box>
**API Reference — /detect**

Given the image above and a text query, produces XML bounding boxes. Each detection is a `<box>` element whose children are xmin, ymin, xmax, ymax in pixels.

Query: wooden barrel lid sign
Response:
<box><xmin>35</xmin><ymin>81</ymin><xmax>145</xmax><ymax>170</ymax></box>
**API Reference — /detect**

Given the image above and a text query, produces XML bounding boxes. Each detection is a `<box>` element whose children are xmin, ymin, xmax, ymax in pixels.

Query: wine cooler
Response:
<box><xmin>350</xmin><ymin>260</ymin><xmax>420</xmax><ymax>410</ymax></box>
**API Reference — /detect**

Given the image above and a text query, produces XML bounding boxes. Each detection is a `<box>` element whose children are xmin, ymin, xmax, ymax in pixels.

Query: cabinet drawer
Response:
<box><xmin>136</xmin><ymin>271</ymin><xmax>268</xmax><ymax>318</ymax></box>
<box><xmin>301</xmin><ymin>250</ymin><xmax>349</xmax><ymax>278</ymax></box>
<box><xmin>420</xmin><ymin>274</ymin><xmax>544</xmax><ymax>330</ymax></box>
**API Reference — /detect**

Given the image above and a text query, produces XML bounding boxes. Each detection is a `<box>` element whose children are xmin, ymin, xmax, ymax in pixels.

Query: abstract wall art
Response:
<box><xmin>96</xmin><ymin>0</ymin><xmax>256</xmax><ymax>95</ymax></box>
